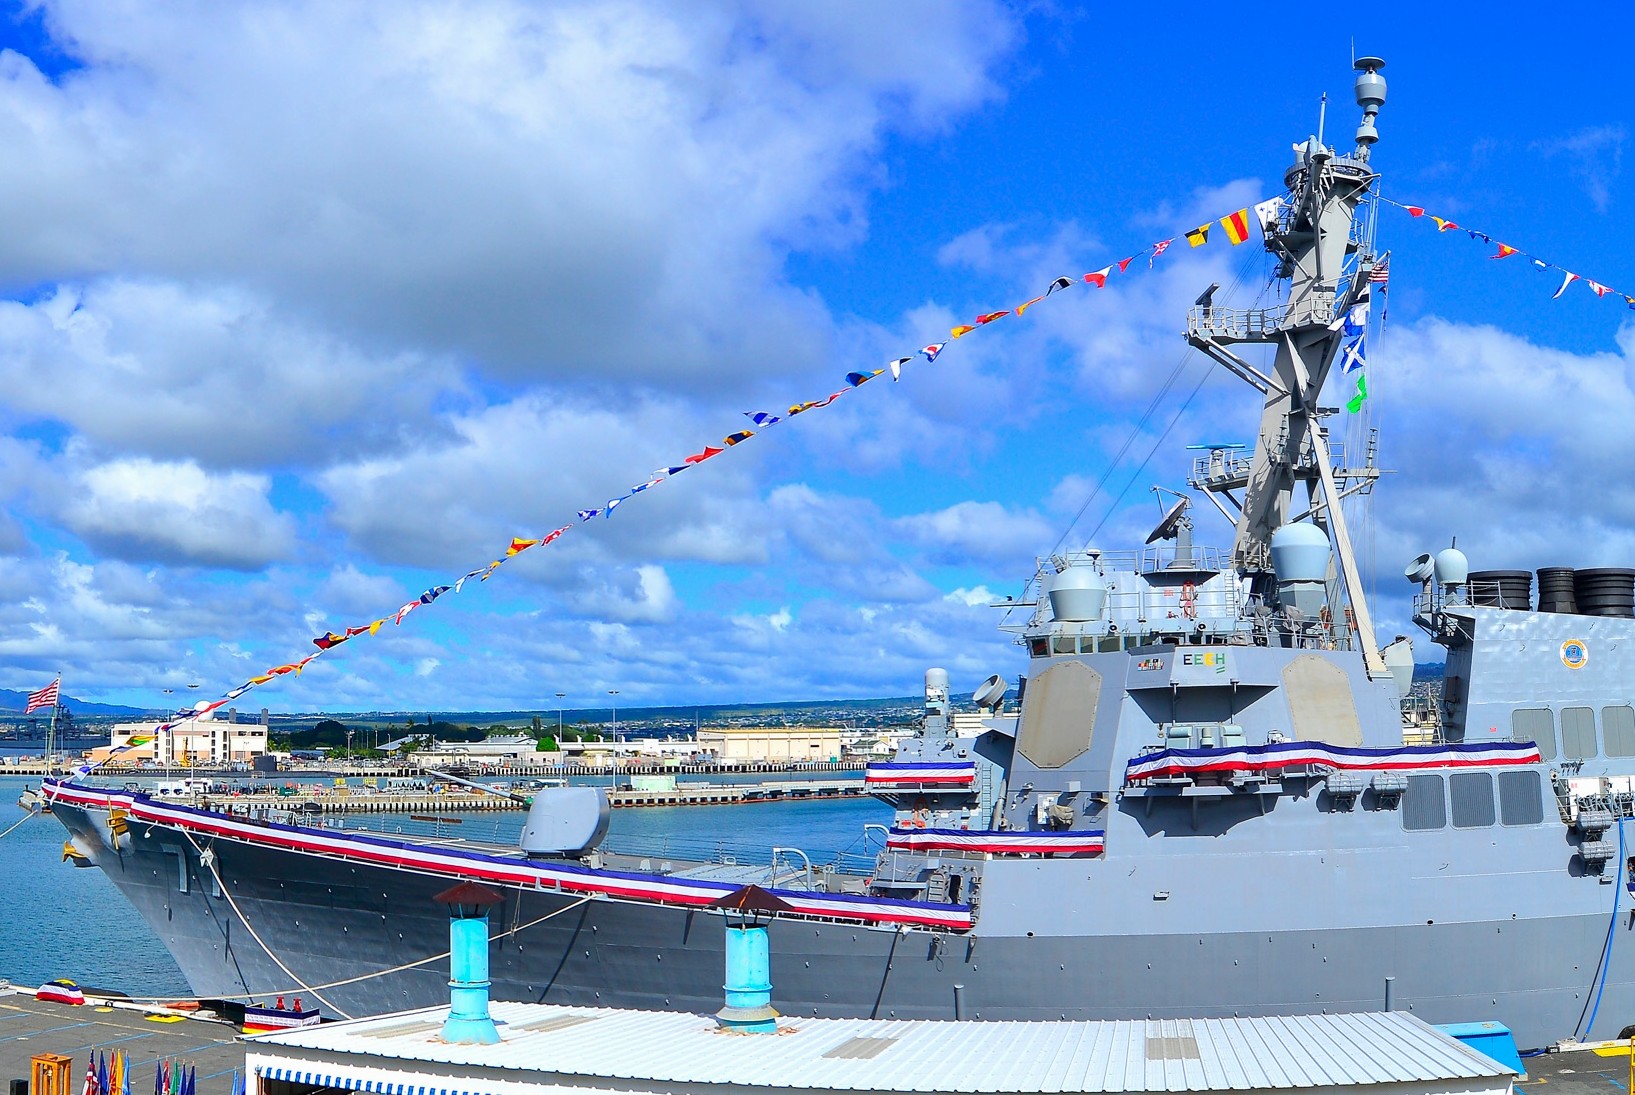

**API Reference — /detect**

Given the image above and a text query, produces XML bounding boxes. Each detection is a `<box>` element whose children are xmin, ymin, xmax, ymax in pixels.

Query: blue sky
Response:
<box><xmin>0</xmin><ymin>1</ymin><xmax>1630</xmax><ymax>715</ymax></box>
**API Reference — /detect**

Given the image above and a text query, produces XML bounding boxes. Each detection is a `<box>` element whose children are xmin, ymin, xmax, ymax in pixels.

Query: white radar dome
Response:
<box><xmin>924</xmin><ymin>668</ymin><xmax>950</xmax><ymax>692</ymax></box>
<box><xmin>1269</xmin><ymin>523</ymin><xmax>1330</xmax><ymax>584</ymax></box>
<box><xmin>1048</xmin><ymin>564</ymin><xmax>1107</xmax><ymax>622</ymax></box>
<box><xmin>1434</xmin><ymin>547</ymin><xmax>1469</xmax><ymax>586</ymax></box>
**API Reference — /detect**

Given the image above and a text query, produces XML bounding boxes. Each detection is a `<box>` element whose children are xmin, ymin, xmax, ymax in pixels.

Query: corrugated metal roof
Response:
<box><xmin>248</xmin><ymin>1005</ymin><xmax>1515</xmax><ymax>1093</ymax></box>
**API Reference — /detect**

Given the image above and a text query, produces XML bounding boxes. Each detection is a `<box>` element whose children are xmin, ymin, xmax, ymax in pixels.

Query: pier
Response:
<box><xmin>0</xmin><ymin>989</ymin><xmax>245</xmax><ymax>1095</ymax></box>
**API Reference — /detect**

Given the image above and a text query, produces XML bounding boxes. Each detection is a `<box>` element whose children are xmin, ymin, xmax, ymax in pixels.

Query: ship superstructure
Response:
<box><xmin>41</xmin><ymin>60</ymin><xmax>1635</xmax><ymax>1051</ymax></box>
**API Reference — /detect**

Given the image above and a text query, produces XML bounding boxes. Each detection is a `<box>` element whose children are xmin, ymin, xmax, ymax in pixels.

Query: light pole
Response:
<box><xmin>607</xmin><ymin>689</ymin><xmax>621</xmax><ymax>790</ymax></box>
<box><xmin>161</xmin><ymin>689</ymin><xmax>174</xmax><ymax>772</ymax></box>
<box><xmin>184</xmin><ymin>683</ymin><xmax>200</xmax><ymax>770</ymax></box>
<box><xmin>555</xmin><ymin>692</ymin><xmax>566</xmax><ymax>739</ymax></box>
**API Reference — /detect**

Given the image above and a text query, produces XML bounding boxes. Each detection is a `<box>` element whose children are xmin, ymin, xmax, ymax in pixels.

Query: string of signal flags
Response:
<box><xmin>81</xmin><ymin>194</ymin><xmax>1328</xmax><ymax>776</ymax></box>
<box><xmin>1382</xmin><ymin>197</ymin><xmax>1633</xmax><ymax>308</ymax></box>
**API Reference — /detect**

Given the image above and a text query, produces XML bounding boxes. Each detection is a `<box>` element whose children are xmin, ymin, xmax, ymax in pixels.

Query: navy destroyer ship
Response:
<box><xmin>40</xmin><ymin>60</ymin><xmax>1635</xmax><ymax>1049</ymax></box>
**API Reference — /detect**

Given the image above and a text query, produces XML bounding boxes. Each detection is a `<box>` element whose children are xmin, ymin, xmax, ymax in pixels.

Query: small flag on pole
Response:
<box><xmin>25</xmin><ymin>678</ymin><xmax>60</xmax><ymax>714</ymax></box>
<box><xmin>1346</xmin><ymin>374</ymin><xmax>1369</xmax><ymax>413</ymax></box>
<box><xmin>1339</xmin><ymin>334</ymin><xmax>1366</xmax><ymax>374</ymax></box>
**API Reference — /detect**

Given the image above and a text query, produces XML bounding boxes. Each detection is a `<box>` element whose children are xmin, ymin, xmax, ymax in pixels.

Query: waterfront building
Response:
<box><xmin>87</xmin><ymin>708</ymin><xmax>268</xmax><ymax>767</ymax></box>
<box><xmin>695</xmin><ymin>725</ymin><xmax>844</xmax><ymax>762</ymax></box>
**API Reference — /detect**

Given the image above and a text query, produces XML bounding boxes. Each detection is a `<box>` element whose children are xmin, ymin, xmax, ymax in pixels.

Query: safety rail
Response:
<box><xmin>1186</xmin><ymin>294</ymin><xmax>1336</xmax><ymax>342</ymax></box>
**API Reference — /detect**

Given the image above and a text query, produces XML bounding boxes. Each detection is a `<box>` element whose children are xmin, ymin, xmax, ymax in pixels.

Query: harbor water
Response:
<box><xmin>0</xmin><ymin>775</ymin><xmax>891</xmax><ymax>998</ymax></box>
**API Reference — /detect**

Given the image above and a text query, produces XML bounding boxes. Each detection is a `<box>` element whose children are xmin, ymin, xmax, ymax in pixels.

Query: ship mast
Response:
<box><xmin>1186</xmin><ymin>58</ymin><xmax>1389</xmax><ymax>677</ymax></box>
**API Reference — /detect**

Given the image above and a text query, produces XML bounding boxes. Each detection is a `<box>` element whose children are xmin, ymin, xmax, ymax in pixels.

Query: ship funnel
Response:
<box><xmin>1048</xmin><ymin>564</ymin><xmax>1108</xmax><ymax>622</ymax></box>
<box><xmin>1353</xmin><ymin>57</ymin><xmax>1386</xmax><ymax>151</ymax></box>
<box><xmin>712</xmin><ymin>885</ymin><xmax>792</xmax><ymax>1034</ymax></box>
<box><xmin>1270</xmin><ymin>522</ymin><xmax>1330</xmax><ymax>618</ymax></box>
<box><xmin>433</xmin><ymin>881</ymin><xmax>504</xmax><ymax>1045</ymax></box>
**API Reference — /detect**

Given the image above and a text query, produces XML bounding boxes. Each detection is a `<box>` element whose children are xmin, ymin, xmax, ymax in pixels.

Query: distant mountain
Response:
<box><xmin>0</xmin><ymin>689</ymin><xmax>147</xmax><ymax>717</ymax></box>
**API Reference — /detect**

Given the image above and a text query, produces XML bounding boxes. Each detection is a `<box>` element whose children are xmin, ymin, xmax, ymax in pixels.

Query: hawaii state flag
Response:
<box><xmin>25</xmin><ymin>678</ymin><xmax>60</xmax><ymax>713</ymax></box>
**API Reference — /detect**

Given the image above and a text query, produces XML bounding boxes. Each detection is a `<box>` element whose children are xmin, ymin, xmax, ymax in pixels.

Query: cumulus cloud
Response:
<box><xmin>0</xmin><ymin>282</ymin><xmax>464</xmax><ymax>468</ymax></box>
<box><xmin>895</xmin><ymin>499</ymin><xmax>1054</xmax><ymax>567</ymax></box>
<box><xmin>0</xmin><ymin>0</ymin><xmax>1018</xmax><ymax>391</ymax></box>
<box><xmin>60</xmin><ymin>455</ymin><xmax>298</xmax><ymax>569</ymax></box>
<box><xmin>316</xmin><ymin>393</ymin><xmax>772</xmax><ymax>569</ymax></box>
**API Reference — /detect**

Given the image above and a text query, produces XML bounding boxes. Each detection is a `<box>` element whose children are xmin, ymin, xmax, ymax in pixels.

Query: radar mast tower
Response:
<box><xmin>1185</xmin><ymin>57</ymin><xmax>1389</xmax><ymax>676</ymax></box>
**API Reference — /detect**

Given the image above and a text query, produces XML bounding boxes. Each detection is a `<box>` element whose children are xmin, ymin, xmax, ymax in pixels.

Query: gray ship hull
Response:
<box><xmin>52</xmin><ymin>798</ymin><xmax>1635</xmax><ymax>1049</ymax></box>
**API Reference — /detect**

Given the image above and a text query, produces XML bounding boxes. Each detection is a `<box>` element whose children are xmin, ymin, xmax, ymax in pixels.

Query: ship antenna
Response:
<box><xmin>1353</xmin><ymin>56</ymin><xmax>1387</xmax><ymax>158</ymax></box>
<box><xmin>1317</xmin><ymin>92</ymin><xmax>1328</xmax><ymax>146</ymax></box>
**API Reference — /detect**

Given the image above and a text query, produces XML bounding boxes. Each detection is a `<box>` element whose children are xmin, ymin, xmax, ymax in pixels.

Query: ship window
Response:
<box><xmin>1499</xmin><ymin>770</ymin><xmax>1545</xmax><ymax>826</ymax></box>
<box><xmin>1512</xmin><ymin>707</ymin><xmax>1555</xmax><ymax>761</ymax></box>
<box><xmin>1562</xmin><ymin>706</ymin><xmax>1598</xmax><ymax>759</ymax></box>
<box><xmin>1449</xmin><ymin>772</ymin><xmax>1495</xmax><ymax>829</ymax></box>
<box><xmin>1402</xmin><ymin>774</ymin><xmax>1446</xmax><ymax>831</ymax></box>
<box><xmin>1030</xmin><ymin>638</ymin><xmax>1048</xmax><ymax>657</ymax></box>
<box><xmin>1605</xmin><ymin>706</ymin><xmax>1635</xmax><ymax>758</ymax></box>
<box><xmin>1053</xmin><ymin>635</ymin><xmax>1078</xmax><ymax>655</ymax></box>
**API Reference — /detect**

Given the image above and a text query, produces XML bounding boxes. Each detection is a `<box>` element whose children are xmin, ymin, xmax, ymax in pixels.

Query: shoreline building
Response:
<box><xmin>87</xmin><ymin>708</ymin><xmax>269</xmax><ymax>767</ymax></box>
<box><xmin>695</xmin><ymin>725</ymin><xmax>844</xmax><ymax>763</ymax></box>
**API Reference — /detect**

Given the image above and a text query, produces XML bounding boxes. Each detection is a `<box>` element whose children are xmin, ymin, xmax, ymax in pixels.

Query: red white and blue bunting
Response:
<box><xmin>864</xmin><ymin>761</ymin><xmax>978</xmax><ymax>786</ymax></box>
<box><xmin>1124</xmin><ymin>740</ymin><xmax>1542</xmax><ymax>784</ymax></box>
<box><xmin>886</xmin><ymin>827</ymin><xmax>1104</xmax><ymax>856</ymax></box>
<box><xmin>43</xmin><ymin>782</ymin><xmax>972</xmax><ymax>930</ymax></box>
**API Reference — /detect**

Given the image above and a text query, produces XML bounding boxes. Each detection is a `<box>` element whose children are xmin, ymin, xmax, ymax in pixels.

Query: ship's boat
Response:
<box><xmin>40</xmin><ymin>59</ymin><xmax>1635</xmax><ymax>1051</ymax></box>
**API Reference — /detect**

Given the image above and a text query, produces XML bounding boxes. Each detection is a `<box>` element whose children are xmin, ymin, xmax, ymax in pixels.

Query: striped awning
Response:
<box><xmin>863</xmin><ymin>761</ymin><xmax>976</xmax><ymax>785</ymax></box>
<box><xmin>259</xmin><ymin>1065</ymin><xmax>474</xmax><ymax>1095</ymax></box>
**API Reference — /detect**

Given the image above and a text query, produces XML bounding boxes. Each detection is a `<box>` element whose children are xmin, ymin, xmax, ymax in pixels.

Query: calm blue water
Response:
<box><xmin>0</xmin><ymin>776</ymin><xmax>891</xmax><ymax>997</ymax></box>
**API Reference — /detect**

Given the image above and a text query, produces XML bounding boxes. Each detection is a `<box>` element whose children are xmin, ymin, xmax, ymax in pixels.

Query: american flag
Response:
<box><xmin>1369</xmin><ymin>256</ymin><xmax>1391</xmax><ymax>285</ymax></box>
<box><xmin>25</xmin><ymin>677</ymin><xmax>59</xmax><ymax>714</ymax></box>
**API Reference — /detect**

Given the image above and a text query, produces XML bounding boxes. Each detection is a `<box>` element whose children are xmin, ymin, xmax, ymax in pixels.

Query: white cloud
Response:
<box><xmin>60</xmin><ymin>455</ymin><xmax>298</xmax><ymax>569</ymax></box>
<box><xmin>0</xmin><ymin>1</ymin><xmax>1018</xmax><ymax>391</ymax></box>
<box><xmin>947</xmin><ymin>585</ymin><xmax>997</xmax><ymax>607</ymax></box>
<box><xmin>895</xmin><ymin>499</ymin><xmax>1054</xmax><ymax>567</ymax></box>
<box><xmin>0</xmin><ymin>282</ymin><xmax>464</xmax><ymax>468</ymax></box>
